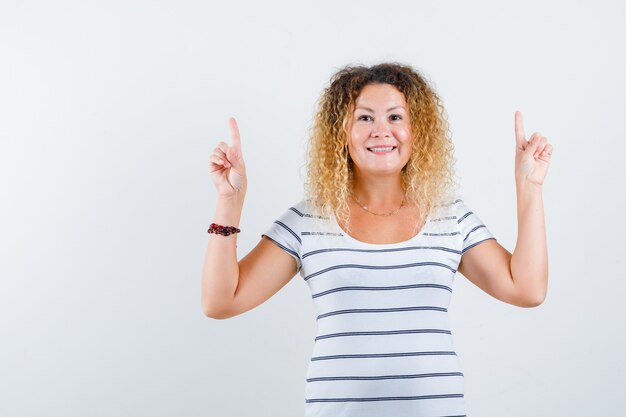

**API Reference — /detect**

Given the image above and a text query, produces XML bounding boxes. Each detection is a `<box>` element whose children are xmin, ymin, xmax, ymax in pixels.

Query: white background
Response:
<box><xmin>1</xmin><ymin>1</ymin><xmax>624</xmax><ymax>416</ymax></box>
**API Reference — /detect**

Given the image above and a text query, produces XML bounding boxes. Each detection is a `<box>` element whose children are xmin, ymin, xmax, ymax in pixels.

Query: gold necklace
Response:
<box><xmin>351</xmin><ymin>192</ymin><xmax>406</xmax><ymax>216</ymax></box>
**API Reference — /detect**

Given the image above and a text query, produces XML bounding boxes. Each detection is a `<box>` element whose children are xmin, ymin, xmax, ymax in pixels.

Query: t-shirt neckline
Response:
<box><xmin>332</xmin><ymin>211</ymin><xmax>431</xmax><ymax>247</ymax></box>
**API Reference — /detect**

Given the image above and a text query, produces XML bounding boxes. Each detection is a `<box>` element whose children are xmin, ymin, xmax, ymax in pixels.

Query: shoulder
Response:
<box><xmin>435</xmin><ymin>198</ymin><xmax>475</xmax><ymax>218</ymax></box>
<box><xmin>288</xmin><ymin>198</ymin><xmax>330</xmax><ymax>221</ymax></box>
<box><xmin>273</xmin><ymin>200</ymin><xmax>310</xmax><ymax>229</ymax></box>
<box><xmin>271</xmin><ymin>198</ymin><xmax>324</xmax><ymax>230</ymax></box>
<box><xmin>431</xmin><ymin>197</ymin><xmax>463</xmax><ymax>219</ymax></box>
<box><xmin>286</xmin><ymin>199</ymin><xmax>310</xmax><ymax>217</ymax></box>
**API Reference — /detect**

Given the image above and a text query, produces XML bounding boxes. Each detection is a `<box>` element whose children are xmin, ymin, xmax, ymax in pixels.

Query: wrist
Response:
<box><xmin>214</xmin><ymin>193</ymin><xmax>245</xmax><ymax>228</ymax></box>
<box><xmin>516</xmin><ymin>178</ymin><xmax>543</xmax><ymax>193</ymax></box>
<box><xmin>218</xmin><ymin>191</ymin><xmax>246</xmax><ymax>205</ymax></box>
<box><xmin>515</xmin><ymin>180</ymin><xmax>543</xmax><ymax>210</ymax></box>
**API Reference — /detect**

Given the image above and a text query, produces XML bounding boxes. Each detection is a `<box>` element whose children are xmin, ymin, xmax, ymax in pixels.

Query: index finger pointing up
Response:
<box><xmin>514</xmin><ymin>110</ymin><xmax>526</xmax><ymax>148</ymax></box>
<box><xmin>229</xmin><ymin>117</ymin><xmax>241</xmax><ymax>150</ymax></box>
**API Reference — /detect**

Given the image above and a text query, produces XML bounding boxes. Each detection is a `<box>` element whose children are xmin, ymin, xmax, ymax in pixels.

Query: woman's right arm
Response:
<box><xmin>201</xmin><ymin>117</ymin><xmax>298</xmax><ymax>319</ymax></box>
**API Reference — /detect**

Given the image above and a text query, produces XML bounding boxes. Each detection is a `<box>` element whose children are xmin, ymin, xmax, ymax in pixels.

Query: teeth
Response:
<box><xmin>369</xmin><ymin>147</ymin><xmax>394</xmax><ymax>152</ymax></box>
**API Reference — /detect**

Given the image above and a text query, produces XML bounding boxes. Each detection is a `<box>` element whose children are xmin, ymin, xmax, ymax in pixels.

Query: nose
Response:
<box><xmin>371</xmin><ymin>118</ymin><xmax>391</xmax><ymax>138</ymax></box>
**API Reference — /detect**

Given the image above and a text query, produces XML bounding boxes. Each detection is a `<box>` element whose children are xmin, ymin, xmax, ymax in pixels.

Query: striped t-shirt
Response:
<box><xmin>261</xmin><ymin>198</ymin><xmax>496</xmax><ymax>417</ymax></box>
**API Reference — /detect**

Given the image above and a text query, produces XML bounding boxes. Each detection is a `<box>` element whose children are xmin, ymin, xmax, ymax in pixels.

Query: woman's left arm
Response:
<box><xmin>458</xmin><ymin>111</ymin><xmax>552</xmax><ymax>307</ymax></box>
<box><xmin>510</xmin><ymin>181</ymin><xmax>548</xmax><ymax>305</ymax></box>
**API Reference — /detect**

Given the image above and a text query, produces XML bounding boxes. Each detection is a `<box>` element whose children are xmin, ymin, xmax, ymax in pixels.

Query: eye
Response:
<box><xmin>390</xmin><ymin>114</ymin><xmax>402</xmax><ymax>121</ymax></box>
<box><xmin>358</xmin><ymin>115</ymin><xmax>373</xmax><ymax>121</ymax></box>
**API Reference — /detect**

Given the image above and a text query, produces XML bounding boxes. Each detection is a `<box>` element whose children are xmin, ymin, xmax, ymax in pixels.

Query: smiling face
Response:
<box><xmin>347</xmin><ymin>83</ymin><xmax>413</xmax><ymax>177</ymax></box>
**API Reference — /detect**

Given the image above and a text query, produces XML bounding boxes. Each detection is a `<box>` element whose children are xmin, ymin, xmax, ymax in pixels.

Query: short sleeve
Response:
<box><xmin>455</xmin><ymin>199</ymin><xmax>497</xmax><ymax>253</ymax></box>
<box><xmin>261</xmin><ymin>204</ymin><xmax>303</xmax><ymax>273</ymax></box>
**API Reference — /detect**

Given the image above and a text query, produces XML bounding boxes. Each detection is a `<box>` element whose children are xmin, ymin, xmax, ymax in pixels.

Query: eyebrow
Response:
<box><xmin>355</xmin><ymin>105</ymin><xmax>406</xmax><ymax>112</ymax></box>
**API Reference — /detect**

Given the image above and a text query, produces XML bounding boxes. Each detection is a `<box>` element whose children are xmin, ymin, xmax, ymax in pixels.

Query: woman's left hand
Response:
<box><xmin>514</xmin><ymin>110</ymin><xmax>553</xmax><ymax>187</ymax></box>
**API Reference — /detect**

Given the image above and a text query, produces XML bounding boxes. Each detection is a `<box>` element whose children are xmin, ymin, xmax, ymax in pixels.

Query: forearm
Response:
<box><xmin>510</xmin><ymin>180</ymin><xmax>548</xmax><ymax>305</ymax></box>
<box><xmin>201</xmin><ymin>193</ymin><xmax>245</xmax><ymax>317</ymax></box>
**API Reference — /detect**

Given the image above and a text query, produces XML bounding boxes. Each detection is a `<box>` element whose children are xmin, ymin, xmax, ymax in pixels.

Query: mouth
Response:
<box><xmin>367</xmin><ymin>146</ymin><xmax>397</xmax><ymax>154</ymax></box>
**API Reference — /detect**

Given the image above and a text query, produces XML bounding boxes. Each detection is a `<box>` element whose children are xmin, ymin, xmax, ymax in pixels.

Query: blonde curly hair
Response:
<box><xmin>303</xmin><ymin>62</ymin><xmax>460</xmax><ymax>235</ymax></box>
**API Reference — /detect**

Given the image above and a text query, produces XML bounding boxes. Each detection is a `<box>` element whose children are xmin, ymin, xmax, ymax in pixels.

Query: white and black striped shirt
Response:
<box><xmin>261</xmin><ymin>198</ymin><xmax>496</xmax><ymax>417</ymax></box>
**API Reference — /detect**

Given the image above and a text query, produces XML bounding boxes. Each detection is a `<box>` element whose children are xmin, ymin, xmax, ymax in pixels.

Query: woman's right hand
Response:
<box><xmin>209</xmin><ymin>117</ymin><xmax>247</xmax><ymax>198</ymax></box>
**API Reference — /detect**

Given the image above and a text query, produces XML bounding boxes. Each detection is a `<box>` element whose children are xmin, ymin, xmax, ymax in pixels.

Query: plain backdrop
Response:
<box><xmin>1</xmin><ymin>0</ymin><xmax>625</xmax><ymax>416</ymax></box>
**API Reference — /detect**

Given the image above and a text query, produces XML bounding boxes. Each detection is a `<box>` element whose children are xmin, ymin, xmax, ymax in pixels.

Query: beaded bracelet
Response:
<box><xmin>207</xmin><ymin>222</ymin><xmax>241</xmax><ymax>236</ymax></box>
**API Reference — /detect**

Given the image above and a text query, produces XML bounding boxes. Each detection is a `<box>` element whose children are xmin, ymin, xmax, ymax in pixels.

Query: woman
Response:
<box><xmin>201</xmin><ymin>62</ymin><xmax>551</xmax><ymax>417</ymax></box>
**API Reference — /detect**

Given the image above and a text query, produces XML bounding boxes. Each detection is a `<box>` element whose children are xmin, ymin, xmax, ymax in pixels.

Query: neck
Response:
<box><xmin>351</xmin><ymin>170</ymin><xmax>405</xmax><ymax>211</ymax></box>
